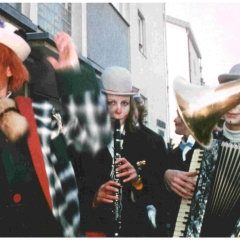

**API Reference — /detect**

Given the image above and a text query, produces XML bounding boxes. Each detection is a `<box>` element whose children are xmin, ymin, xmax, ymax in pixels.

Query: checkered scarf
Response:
<box><xmin>31</xmin><ymin>88</ymin><xmax>111</xmax><ymax>236</ymax></box>
<box><xmin>24</xmin><ymin>61</ymin><xmax>112</xmax><ymax>237</ymax></box>
<box><xmin>32</xmin><ymin>99</ymin><xmax>81</xmax><ymax>237</ymax></box>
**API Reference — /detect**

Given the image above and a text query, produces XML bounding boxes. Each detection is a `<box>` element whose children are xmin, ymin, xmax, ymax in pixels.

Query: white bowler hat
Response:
<box><xmin>100</xmin><ymin>66</ymin><xmax>139</xmax><ymax>96</ymax></box>
<box><xmin>0</xmin><ymin>20</ymin><xmax>30</xmax><ymax>61</ymax></box>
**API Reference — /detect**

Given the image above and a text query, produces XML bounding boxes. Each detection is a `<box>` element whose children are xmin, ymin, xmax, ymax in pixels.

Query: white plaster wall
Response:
<box><xmin>166</xmin><ymin>22</ymin><xmax>190</xmax><ymax>147</ymax></box>
<box><xmin>189</xmin><ymin>40</ymin><xmax>202</xmax><ymax>85</ymax></box>
<box><xmin>20</xmin><ymin>2</ymin><xmax>169</xmax><ymax>145</ymax></box>
<box><xmin>166</xmin><ymin>22</ymin><xmax>202</xmax><ymax>147</ymax></box>
<box><xmin>129</xmin><ymin>3</ymin><xmax>168</xmax><ymax>145</ymax></box>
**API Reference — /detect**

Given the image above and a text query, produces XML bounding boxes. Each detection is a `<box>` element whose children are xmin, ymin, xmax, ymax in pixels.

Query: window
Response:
<box><xmin>158</xmin><ymin>129</ymin><xmax>164</xmax><ymax>137</ymax></box>
<box><xmin>38</xmin><ymin>3</ymin><xmax>71</xmax><ymax>36</ymax></box>
<box><xmin>7</xmin><ymin>3</ymin><xmax>21</xmax><ymax>12</ymax></box>
<box><xmin>138</xmin><ymin>11</ymin><xmax>145</xmax><ymax>54</ymax></box>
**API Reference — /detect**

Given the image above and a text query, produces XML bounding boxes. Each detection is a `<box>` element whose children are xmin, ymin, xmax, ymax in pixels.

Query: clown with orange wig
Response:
<box><xmin>0</xmin><ymin>19</ymin><xmax>111</xmax><ymax>237</ymax></box>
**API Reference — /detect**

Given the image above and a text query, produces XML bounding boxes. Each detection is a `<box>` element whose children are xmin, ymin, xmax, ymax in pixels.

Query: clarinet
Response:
<box><xmin>112</xmin><ymin>119</ymin><xmax>123</xmax><ymax>237</ymax></box>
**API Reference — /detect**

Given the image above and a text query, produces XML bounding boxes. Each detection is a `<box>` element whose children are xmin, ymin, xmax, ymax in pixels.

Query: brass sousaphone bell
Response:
<box><xmin>173</xmin><ymin>76</ymin><xmax>240</xmax><ymax>149</ymax></box>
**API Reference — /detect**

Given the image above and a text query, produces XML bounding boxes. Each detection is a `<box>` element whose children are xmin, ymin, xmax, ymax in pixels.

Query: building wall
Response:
<box><xmin>1</xmin><ymin>3</ymin><xmax>204</xmax><ymax>148</ymax></box>
<box><xmin>166</xmin><ymin>22</ymin><xmax>190</xmax><ymax>146</ymax></box>
<box><xmin>129</xmin><ymin>3</ymin><xmax>168</xmax><ymax>144</ymax></box>
<box><xmin>86</xmin><ymin>3</ymin><xmax>130</xmax><ymax>70</ymax></box>
<box><xmin>189</xmin><ymin>39</ymin><xmax>202</xmax><ymax>84</ymax></box>
<box><xmin>0</xmin><ymin>3</ymin><xmax>171</xmax><ymax>146</ymax></box>
<box><xmin>166</xmin><ymin>21</ymin><xmax>202</xmax><ymax>147</ymax></box>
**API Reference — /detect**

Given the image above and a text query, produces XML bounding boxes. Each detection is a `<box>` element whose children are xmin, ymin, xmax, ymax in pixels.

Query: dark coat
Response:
<box><xmin>0</xmin><ymin>62</ymin><xmax>112</xmax><ymax>237</ymax></box>
<box><xmin>166</xmin><ymin>140</ymin><xmax>201</xmax><ymax>236</ymax></box>
<box><xmin>0</xmin><ymin>132</ymin><xmax>62</xmax><ymax>237</ymax></box>
<box><xmin>138</xmin><ymin>125</ymin><xmax>169</xmax><ymax>236</ymax></box>
<box><xmin>72</xmin><ymin>126</ymin><xmax>168</xmax><ymax>237</ymax></box>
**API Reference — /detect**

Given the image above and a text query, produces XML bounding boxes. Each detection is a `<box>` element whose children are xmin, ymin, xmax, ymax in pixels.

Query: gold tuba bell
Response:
<box><xmin>173</xmin><ymin>76</ymin><xmax>240</xmax><ymax>149</ymax></box>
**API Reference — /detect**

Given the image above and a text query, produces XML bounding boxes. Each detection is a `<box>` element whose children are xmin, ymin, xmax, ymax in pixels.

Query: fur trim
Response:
<box><xmin>0</xmin><ymin>98</ymin><xmax>29</xmax><ymax>142</ymax></box>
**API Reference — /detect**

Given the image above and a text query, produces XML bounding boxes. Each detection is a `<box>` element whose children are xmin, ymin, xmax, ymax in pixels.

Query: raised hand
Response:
<box><xmin>47</xmin><ymin>32</ymin><xmax>79</xmax><ymax>71</ymax></box>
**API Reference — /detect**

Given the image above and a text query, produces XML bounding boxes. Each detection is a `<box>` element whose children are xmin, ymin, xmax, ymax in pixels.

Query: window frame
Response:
<box><xmin>7</xmin><ymin>3</ymin><xmax>21</xmax><ymax>12</ymax></box>
<box><xmin>37</xmin><ymin>3</ymin><xmax>72</xmax><ymax>36</ymax></box>
<box><xmin>138</xmin><ymin>10</ymin><xmax>146</xmax><ymax>56</ymax></box>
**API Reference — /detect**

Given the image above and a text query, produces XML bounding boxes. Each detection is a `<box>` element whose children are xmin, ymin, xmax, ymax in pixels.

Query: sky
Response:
<box><xmin>165</xmin><ymin>2</ymin><xmax>240</xmax><ymax>86</ymax></box>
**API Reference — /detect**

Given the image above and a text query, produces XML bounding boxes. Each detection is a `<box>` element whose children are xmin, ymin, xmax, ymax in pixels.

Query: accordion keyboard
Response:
<box><xmin>173</xmin><ymin>149</ymin><xmax>204</xmax><ymax>237</ymax></box>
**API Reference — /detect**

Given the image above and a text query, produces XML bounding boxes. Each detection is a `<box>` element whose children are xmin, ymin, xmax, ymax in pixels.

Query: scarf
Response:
<box><xmin>179</xmin><ymin>135</ymin><xmax>195</xmax><ymax>161</ymax></box>
<box><xmin>223</xmin><ymin>122</ymin><xmax>240</xmax><ymax>144</ymax></box>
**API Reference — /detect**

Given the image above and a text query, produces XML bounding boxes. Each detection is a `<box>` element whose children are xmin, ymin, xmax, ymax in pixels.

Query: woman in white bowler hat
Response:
<box><xmin>79</xmin><ymin>66</ymin><xmax>168</xmax><ymax>237</ymax></box>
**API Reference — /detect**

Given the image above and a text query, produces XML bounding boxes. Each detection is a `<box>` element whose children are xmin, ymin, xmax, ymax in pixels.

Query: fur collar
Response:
<box><xmin>0</xmin><ymin>98</ymin><xmax>29</xmax><ymax>142</ymax></box>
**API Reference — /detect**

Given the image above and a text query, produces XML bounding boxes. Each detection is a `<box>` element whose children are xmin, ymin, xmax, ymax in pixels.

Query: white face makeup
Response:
<box><xmin>107</xmin><ymin>95</ymin><xmax>130</xmax><ymax>126</ymax></box>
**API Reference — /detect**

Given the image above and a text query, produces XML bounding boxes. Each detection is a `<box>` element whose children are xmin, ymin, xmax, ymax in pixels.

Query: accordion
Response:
<box><xmin>174</xmin><ymin>139</ymin><xmax>240</xmax><ymax>237</ymax></box>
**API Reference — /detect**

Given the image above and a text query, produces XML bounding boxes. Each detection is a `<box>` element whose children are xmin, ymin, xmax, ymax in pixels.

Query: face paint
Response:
<box><xmin>107</xmin><ymin>95</ymin><xmax>130</xmax><ymax>126</ymax></box>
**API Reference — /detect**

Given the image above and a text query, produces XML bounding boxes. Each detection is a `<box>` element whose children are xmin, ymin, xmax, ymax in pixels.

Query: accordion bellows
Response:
<box><xmin>174</xmin><ymin>139</ymin><xmax>240</xmax><ymax>237</ymax></box>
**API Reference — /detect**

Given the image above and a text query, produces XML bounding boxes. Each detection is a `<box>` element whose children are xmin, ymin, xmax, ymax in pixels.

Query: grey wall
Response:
<box><xmin>87</xmin><ymin>3</ymin><xmax>129</xmax><ymax>70</ymax></box>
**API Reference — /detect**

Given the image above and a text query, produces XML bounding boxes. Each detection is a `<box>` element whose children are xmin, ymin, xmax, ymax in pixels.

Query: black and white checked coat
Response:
<box><xmin>8</xmin><ymin>63</ymin><xmax>112</xmax><ymax>237</ymax></box>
